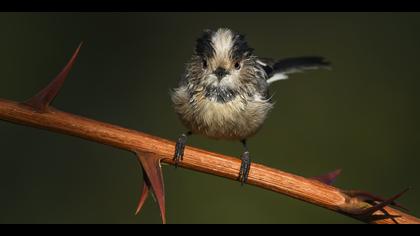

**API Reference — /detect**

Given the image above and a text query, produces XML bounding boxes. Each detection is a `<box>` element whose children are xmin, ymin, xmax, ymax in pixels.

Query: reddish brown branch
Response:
<box><xmin>0</xmin><ymin>45</ymin><xmax>419</xmax><ymax>224</ymax></box>
<box><xmin>0</xmin><ymin>100</ymin><xmax>418</xmax><ymax>224</ymax></box>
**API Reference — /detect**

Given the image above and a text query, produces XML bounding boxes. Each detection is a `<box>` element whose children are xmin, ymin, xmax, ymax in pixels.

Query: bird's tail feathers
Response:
<box><xmin>267</xmin><ymin>57</ymin><xmax>331</xmax><ymax>85</ymax></box>
<box><xmin>266</xmin><ymin>73</ymin><xmax>289</xmax><ymax>84</ymax></box>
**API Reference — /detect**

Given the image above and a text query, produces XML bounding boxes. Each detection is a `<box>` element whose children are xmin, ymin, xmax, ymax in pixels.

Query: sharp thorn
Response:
<box><xmin>136</xmin><ymin>152</ymin><xmax>166</xmax><ymax>224</ymax></box>
<box><xmin>311</xmin><ymin>169</ymin><xmax>342</xmax><ymax>185</ymax></box>
<box><xmin>135</xmin><ymin>169</ymin><xmax>150</xmax><ymax>216</ymax></box>
<box><xmin>359</xmin><ymin>188</ymin><xmax>410</xmax><ymax>216</ymax></box>
<box><xmin>24</xmin><ymin>42</ymin><xmax>83</xmax><ymax>112</ymax></box>
<box><xmin>346</xmin><ymin>187</ymin><xmax>410</xmax><ymax>212</ymax></box>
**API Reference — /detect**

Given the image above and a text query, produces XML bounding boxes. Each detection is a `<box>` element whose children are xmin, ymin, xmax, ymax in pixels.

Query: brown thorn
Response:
<box><xmin>311</xmin><ymin>169</ymin><xmax>342</xmax><ymax>185</ymax></box>
<box><xmin>345</xmin><ymin>188</ymin><xmax>409</xmax><ymax>212</ymax></box>
<box><xmin>367</xmin><ymin>213</ymin><xmax>402</xmax><ymax>223</ymax></box>
<box><xmin>135</xmin><ymin>168</ymin><xmax>150</xmax><ymax>216</ymax></box>
<box><xmin>136</xmin><ymin>152</ymin><xmax>166</xmax><ymax>224</ymax></box>
<box><xmin>24</xmin><ymin>42</ymin><xmax>83</xmax><ymax>112</ymax></box>
<box><xmin>358</xmin><ymin>188</ymin><xmax>410</xmax><ymax>216</ymax></box>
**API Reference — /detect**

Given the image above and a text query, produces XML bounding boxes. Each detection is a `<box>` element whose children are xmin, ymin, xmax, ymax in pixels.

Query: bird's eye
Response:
<box><xmin>234</xmin><ymin>62</ymin><xmax>241</xmax><ymax>70</ymax></box>
<box><xmin>203</xmin><ymin>60</ymin><xmax>208</xmax><ymax>69</ymax></box>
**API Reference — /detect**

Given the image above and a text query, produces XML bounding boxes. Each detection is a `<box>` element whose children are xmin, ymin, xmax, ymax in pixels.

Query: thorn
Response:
<box><xmin>364</xmin><ymin>212</ymin><xmax>402</xmax><ymax>223</ymax></box>
<box><xmin>24</xmin><ymin>42</ymin><xmax>83</xmax><ymax>112</ymax></box>
<box><xmin>311</xmin><ymin>169</ymin><xmax>342</xmax><ymax>185</ymax></box>
<box><xmin>135</xmin><ymin>169</ymin><xmax>150</xmax><ymax>215</ymax></box>
<box><xmin>355</xmin><ymin>188</ymin><xmax>410</xmax><ymax>216</ymax></box>
<box><xmin>136</xmin><ymin>152</ymin><xmax>166</xmax><ymax>224</ymax></box>
<box><xmin>346</xmin><ymin>187</ymin><xmax>410</xmax><ymax>212</ymax></box>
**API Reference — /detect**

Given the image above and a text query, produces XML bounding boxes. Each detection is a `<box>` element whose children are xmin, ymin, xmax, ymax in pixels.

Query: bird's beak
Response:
<box><xmin>214</xmin><ymin>67</ymin><xmax>229</xmax><ymax>81</ymax></box>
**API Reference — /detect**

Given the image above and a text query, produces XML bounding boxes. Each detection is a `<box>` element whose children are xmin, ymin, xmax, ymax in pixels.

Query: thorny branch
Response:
<box><xmin>0</xmin><ymin>44</ymin><xmax>419</xmax><ymax>224</ymax></box>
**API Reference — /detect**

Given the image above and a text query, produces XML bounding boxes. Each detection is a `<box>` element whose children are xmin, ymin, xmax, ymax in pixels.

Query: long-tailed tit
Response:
<box><xmin>171</xmin><ymin>28</ymin><xmax>330</xmax><ymax>184</ymax></box>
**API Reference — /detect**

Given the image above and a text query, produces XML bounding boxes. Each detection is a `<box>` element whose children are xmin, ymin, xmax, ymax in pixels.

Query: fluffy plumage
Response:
<box><xmin>171</xmin><ymin>28</ymin><xmax>330</xmax><ymax>183</ymax></box>
<box><xmin>172</xmin><ymin>28</ymin><xmax>270</xmax><ymax>140</ymax></box>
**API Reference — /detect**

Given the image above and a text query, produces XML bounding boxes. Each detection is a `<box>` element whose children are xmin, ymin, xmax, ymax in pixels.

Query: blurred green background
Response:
<box><xmin>0</xmin><ymin>12</ymin><xmax>419</xmax><ymax>224</ymax></box>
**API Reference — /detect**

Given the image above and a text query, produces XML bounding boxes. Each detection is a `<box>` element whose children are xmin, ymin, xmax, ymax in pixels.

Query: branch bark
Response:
<box><xmin>0</xmin><ymin>45</ymin><xmax>418</xmax><ymax>224</ymax></box>
<box><xmin>0</xmin><ymin>99</ymin><xmax>418</xmax><ymax>224</ymax></box>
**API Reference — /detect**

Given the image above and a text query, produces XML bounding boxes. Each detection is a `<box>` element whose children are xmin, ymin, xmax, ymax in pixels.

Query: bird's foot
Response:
<box><xmin>173</xmin><ymin>133</ymin><xmax>189</xmax><ymax>167</ymax></box>
<box><xmin>238</xmin><ymin>151</ymin><xmax>251</xmax><ymax>185</ymax></box>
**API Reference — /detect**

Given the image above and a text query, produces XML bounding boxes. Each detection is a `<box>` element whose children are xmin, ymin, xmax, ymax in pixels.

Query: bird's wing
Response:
<box><xmin>257</xmin><ymin>57</ymin><xmax>331</xmax><ymax>84</ymax></box>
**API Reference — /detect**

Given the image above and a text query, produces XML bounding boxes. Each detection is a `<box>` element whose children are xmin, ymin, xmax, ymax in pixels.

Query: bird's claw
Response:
<box><xmin>238</xmin><ymin>151</ymin><xmax>251</xmax><ymax>185</ymax></box>
<box><xmin>173</xmin><ymin>133</ymin><xmax>188</xmax><ymax>167</ymax></box>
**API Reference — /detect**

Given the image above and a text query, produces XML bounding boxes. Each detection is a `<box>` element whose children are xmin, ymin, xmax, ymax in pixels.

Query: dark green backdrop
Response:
<box><xmin>0</xmin><ymin>13</ymin><xmax>419</xmax><ymax>224</ymax></box>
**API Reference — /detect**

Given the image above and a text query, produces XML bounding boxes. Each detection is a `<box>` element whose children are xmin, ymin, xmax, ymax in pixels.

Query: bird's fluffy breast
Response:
<box><xmin>171</xmin><ymin>86</ymin><xmax>273</xmax><ymax>140</ymax></box>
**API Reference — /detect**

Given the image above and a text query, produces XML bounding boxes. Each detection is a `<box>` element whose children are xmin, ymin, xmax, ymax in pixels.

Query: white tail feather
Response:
<box><xmin>267</xmin><ymin>73</ymin><xmax>288</xmax><ymax>84</ymax></box>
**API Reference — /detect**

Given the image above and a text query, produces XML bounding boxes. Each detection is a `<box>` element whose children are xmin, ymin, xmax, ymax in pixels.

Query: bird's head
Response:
<box><xmin>185</xmin><ymin>28</ymin><xmax>259</xmax><ymax>90</ymax></box>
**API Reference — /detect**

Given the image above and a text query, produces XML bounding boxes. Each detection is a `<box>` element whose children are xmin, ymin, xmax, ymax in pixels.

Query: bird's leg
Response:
<box><xmin>173</xmin><ymin>131</ymin><xmax>192</xmax><ymax>167</ymax></box>
<box><xmin>238</xmin><ymin>139</ymin><xmax>251</xmax><ymax>185</ymax></box>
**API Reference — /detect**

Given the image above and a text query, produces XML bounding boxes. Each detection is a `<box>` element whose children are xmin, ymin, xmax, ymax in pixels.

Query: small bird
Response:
<box><xmin>171</xmin><ymin>28</ymin><xmax>330</xmax><ymax>184</ymax></box>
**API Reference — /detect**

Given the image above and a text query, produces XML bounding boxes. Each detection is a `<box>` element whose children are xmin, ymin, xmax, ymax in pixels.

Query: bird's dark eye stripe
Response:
<box><xmin>196</xmin><ymin>30</ymin><xmax>215</xmax><ymax>58</ymax></box>
<box><xmin>231</xmin><ymin>33</ymin><xmax>254</xmax><ymax>60</ymax></box>
<box><xmin>203</xmin><ymin>60</ymin><xmax>208</xmax><ymax>69</ymax></box>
